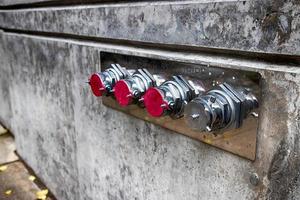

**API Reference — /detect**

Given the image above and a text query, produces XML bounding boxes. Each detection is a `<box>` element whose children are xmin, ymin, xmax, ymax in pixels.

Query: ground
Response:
<box><xmin>0</xmin><ymin>125</ymin><xmax>55</xmax><ymax>200</ymax></box>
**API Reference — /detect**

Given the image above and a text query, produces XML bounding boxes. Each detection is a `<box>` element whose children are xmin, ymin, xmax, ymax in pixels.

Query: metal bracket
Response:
<box><xmin>100</xmin><ymin>52</ymin><xmax>261</xmax><ymax>160</ymax></box>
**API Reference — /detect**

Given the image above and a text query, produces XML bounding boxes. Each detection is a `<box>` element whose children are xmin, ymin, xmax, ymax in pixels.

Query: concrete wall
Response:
<box><xmin>0</xmin><ymin>1</ymin><xmax>300</xmax><ymax>200</ymax></box>
<box><xmin>0</xmin><ymin>0</ymin><xmax>299</xmax><ymax>55</ymax></box>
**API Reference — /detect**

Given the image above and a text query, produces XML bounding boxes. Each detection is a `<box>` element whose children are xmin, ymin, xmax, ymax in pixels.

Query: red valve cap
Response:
<box><xmin>143</xmin><ymin>87</ymin><xmax>169</xmax><ymax>117</ymax></box>
<box><xmin>114</xmin><ymin>80</ymin><xmax>133</xmax><ymax>107</ymax></box>
<box><xmin>89</xmin><ymin>73</ymin><xmax>106</xmax><ymax>97</ymax></box>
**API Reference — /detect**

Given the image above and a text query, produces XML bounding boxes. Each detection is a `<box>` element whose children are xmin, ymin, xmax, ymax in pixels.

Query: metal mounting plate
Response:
<box><xmin>101</xmin><ymin>52</ymin><xmax>261</xmax><ymax>160</ymax></box>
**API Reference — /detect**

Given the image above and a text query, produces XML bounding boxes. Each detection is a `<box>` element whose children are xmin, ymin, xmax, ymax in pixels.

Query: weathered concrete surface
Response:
<box><xmin>0</xmin><ymin>0</ymin><xmax>50</xmax><ymax>6</ymax></box>
<box><xmin>0</xmin><ymin>30</ymin><xmax>299</xmax><ymax>200</ymax></box>
<box><xmin>0</xmin><ymin>0</ymin><xmax>300</xmax><ymax>55</ymax></box>
<box><xmin>0</xmin><ymin>0</ymin><xmax>161</xmax><ymax>7</ymax></box>
<box><xmin>0</xmin><ymin>32</ymin><xmax>12</xmax><ymax>128</ymax></box>
<box><xmin>0</xmin><ymin>0</ymin><xmax>195</xmax><ymax>6</ymax></box>
<box><xmin>0</xmin><ymin>31</ymin><xmax>80</xmax><ymax>199</ymax></box>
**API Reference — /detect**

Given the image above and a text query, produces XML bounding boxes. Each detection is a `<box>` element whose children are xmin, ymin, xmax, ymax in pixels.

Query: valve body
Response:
<box><xmin>185</xmin><ymin>82</ymin><xmax>258</xmax><ymax>132</ymax></box>
<box><xmin>89</xmin><ymin>64</ymin><xmax>130</xmax><ymax>97</ymax></box>
<box><xmin>143</xmin><ymin>75</ymin><xmax>205</xmax><ymax>118</ymax></box>
<box><xmin>114</xmin><ymin>69</ymin><xmax>157</xmax><ymax>106</ymax></box>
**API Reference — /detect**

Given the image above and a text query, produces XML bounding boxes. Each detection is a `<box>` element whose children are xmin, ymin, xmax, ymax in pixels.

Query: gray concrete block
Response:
<box><xmin>0</xmin><ymin>31</ymin><xmax>12</xmax><ymax>128</ymax></box>
<box><xmin>0</xmin><ymin>31</ymin><xmax>299</xmax><ymax>199</ymax></box>
<box><xmin>0</xmin><ymin>0</ymin><xmax>299</xmax><ymax>55</ymax></box>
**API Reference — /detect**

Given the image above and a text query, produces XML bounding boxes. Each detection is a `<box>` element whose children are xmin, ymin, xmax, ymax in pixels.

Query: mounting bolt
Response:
<box><xmin>249</xmin><ymin>173</ymin><xmax>259</xmax><ymax>186</ymax></box>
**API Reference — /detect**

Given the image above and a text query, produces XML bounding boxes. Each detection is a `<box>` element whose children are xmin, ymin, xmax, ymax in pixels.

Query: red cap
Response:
<box><xmin>89</xmin><ymin>73</ymin><xmax>106</xmax><ymax>97</ymax></box>
<box><xmin>143</xmin><ymin>87</ymin><xmax>169</xmax><ymax>117</ymax></box>
<box><xmin>114</xmin><ymin>80</ymin><xmax>133</xmax><ymax>106</ymax></box>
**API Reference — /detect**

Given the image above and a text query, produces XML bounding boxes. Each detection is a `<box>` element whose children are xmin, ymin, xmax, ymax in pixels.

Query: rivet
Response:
<box><xmin>250</xmin><ymin>173</ymin><xmax>259</xmax><ymax>186</ymax></box>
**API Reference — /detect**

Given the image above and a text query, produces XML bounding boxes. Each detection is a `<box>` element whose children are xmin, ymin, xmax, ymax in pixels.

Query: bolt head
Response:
<box><xmin>249</xmin><ymin>173</ymin><xmax>259</xmax><ymax>186</ymax></box>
